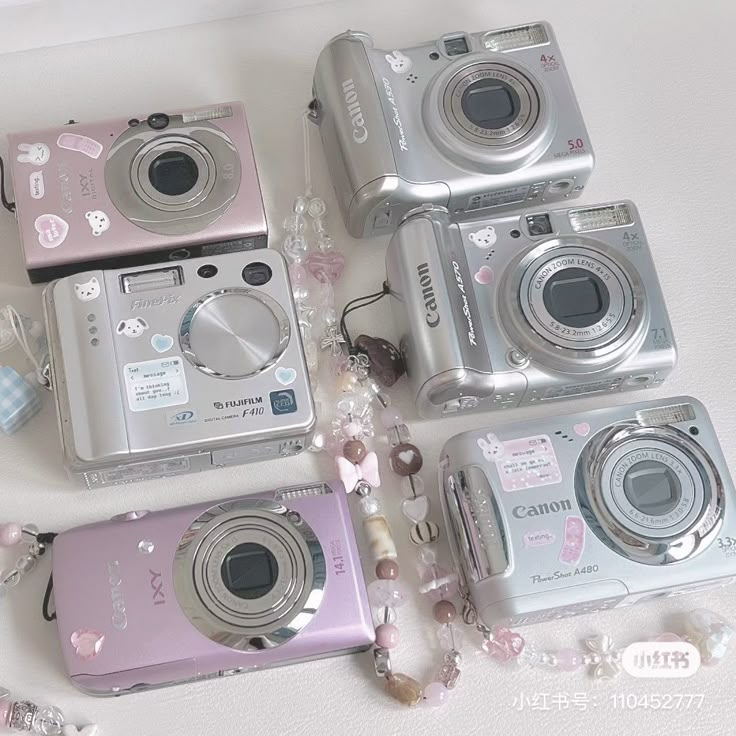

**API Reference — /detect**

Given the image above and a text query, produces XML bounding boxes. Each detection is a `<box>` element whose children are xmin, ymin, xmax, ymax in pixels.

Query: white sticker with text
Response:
<box><xmin>124</xmin><ymin>357</ymin><xmax>188</xmax><ymax>412</ymax></box>
<box><xmin>478</xmin><ymin>433</ymin><xmax>562</xmax><ymax>492</ymax></box>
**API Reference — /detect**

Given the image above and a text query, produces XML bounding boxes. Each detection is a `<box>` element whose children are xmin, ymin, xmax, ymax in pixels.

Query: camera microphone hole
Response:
<box><xmin>690</xmin><ymin>426</ymin><xmax>700</xmax><ymax>436</ymax></box>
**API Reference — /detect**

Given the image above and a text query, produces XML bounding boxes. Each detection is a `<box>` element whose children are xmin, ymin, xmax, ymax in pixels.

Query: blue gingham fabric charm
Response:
<box><xmin>0</xmin><ymin>366</ymin><xmax>41</xmax><ymax>434</ymax></box>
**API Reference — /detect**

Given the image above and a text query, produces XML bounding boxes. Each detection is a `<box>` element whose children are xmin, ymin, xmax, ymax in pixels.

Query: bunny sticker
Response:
<box><xmin>17</xmin><ymin>142</ymin><xmax>51</xmax><ymax>166</ymax></box>
<box><xmin>385</xmin><ymin>50</ymin><xmax>413</xmax><ymax>74</ymax></box>
<box><xmin>477</xmin><ymin>433</ymin><xmax>506</xmax><ymax>461</ymax></box>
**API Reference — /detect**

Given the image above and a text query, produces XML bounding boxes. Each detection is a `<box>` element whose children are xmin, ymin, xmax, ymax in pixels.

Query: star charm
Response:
<box><xmin>320</xmin><ymin>326</ymin><xmax>346</xmax><ymax>356</ymax></box>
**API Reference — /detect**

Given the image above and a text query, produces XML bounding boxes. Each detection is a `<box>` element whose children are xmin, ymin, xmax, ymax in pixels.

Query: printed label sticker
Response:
<box><xmin>124</xmin><ymin>357</ymin><xmax>188</xmax><ymax>412</ymax></box>
<box><xmin>29</xmin><ymin>171</ymin><xmax>44</xmax><ymax>199</ymax></box>
<box><xmin>523</xmin><ymin>529</ymin><xmax>557</xmax><ymax>548</ymax></box>
<box><xmin>270</xmin><ymin>389</ymin><xmax>297</xmax><ymax>415</ymax></box>
<box><xmin>478</xmin><ymin>433</ymin><xmax>561</xmax><ymax>492</ymax></box>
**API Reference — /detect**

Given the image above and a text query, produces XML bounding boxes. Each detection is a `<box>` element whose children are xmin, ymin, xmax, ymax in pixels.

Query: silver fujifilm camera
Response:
<box><xmin>440</xmin><ymin>397</ymin><xmax>736</xmax><ymax>627</ymax></box>
<box><xmin>43</xmin><ymin>250</ymin><xmax>315</xmax><ymax>488</ymax></box>
<box><xmin>386</xmin><ymin>201</ymin><xmax>677</xmax><ymax>418</ymax></box>
<box><xmin>312</xmin><ymin>22</ymin><xmax>593</xmax><ymax>238</ymax></box>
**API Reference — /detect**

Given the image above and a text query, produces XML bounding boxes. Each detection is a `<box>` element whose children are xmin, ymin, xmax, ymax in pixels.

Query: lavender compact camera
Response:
<box><xmin>52</xmin><ymin>482</ymin><xmax>373</xmax><ymax>695</ymax></box>
<box><xmin>7</xmin><ymin>102</ymin><xmax>267</xmax><ymax>282</ymax></box>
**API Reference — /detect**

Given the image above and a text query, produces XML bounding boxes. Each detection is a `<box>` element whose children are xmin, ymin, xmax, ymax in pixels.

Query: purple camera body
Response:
<box><xmin>8</xmin><ymin>102</ymin><xmax>268</xmax><ymax>283</ymax></box>
<box><xmin>52</xmin><ymin>482</ymin><xmax>374</xmax><ymax>696</ymax></box>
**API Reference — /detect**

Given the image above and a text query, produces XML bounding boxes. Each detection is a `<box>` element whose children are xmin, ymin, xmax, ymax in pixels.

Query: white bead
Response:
<box><xmin>437</xmin><ymin>623</ymin><xmax>464</xmax><ymax>651</ymax></box>
<box><xmin>293</xmin><ymin>197</ymin><xmax>308</xmax><ymax>214</ymax></box>
<box><xmin>362</xmin><ymin>516</ymin><xmax>397</xmax><ymax>562</ymax></box>
<box><xmin>16</xmin><ymin>554</ymin><xmax>36</xmax><ymax>573</ymax></box>
<box><xmin>359</xmin><ymin>496</ymin><xmax>382</xmax><ymax>518</ymax></box>
<box><xmin>373</xmin><ymin>606</ymin><xmax>397</xmax><ymax>625</ymax></box>
<box><xmin>308</xmin><ymin>198</ymin><xmax>327</xmax><ymax>217</ymax></box>
<box><xmin>402</xmin><ymin>474</ymin><xmax>425</xmax><ymax>498</ymax></box>
<box><xmin>418</xmin><ymin>543</ymin><xmax>438</xmax><ymax>565</ymax></box>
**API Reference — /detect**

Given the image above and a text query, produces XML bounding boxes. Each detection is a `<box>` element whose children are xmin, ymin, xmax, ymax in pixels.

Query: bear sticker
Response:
<box><xmin>116</xmin><ymin>318</ymin><xmax>149</xmax><ymax>338</ymax></box>
<box><xmin>468</xmin><ymin>226</ymin><xmax>497</xmax><ymax>249</ymax></box>
<box><xmin>74</xmin><ymin>276</ymin><xmax>101</xmax><ymax>302</ymax></box>
<box><xmin>385</xmin><ymin>50</ymin><xmax>412</xmax><ymax>74</ymax></box>
<box><xmin>85</xmin><ymin>210</ymin><xmax>111</xmax><ymax>237</ymax></box>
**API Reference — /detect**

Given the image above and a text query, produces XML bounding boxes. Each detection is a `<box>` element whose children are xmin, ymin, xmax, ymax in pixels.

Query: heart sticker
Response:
<box><xmin>474</xmin><ymin>266</ymin><xmax>493</xmax><ymax>285</ymax></box>
<box><xmin>151</xmin><ymin>334</ymin><xmax>174</xmax><ymax>353</ymax></box>
<box><xmin>573</xmin><ymin>422</ymin><xmax>591</xmax><ymax>437</ymax></box>
<box><xmin>34</xmin><ymin>214</ymin><xmax>69</xmax><ymax>249</ymax></box>
<box><xmin>71</xmin><ymin>629</ymin><xmax>105</xmax><ymax>661</ymax></box>
<box><xmin>401</xmin><ymin>496</ymin><xmax>430</xmax><ymax>523</ymax></box>
<box><xmin>275</xmin><ymin>367</ymin><xmax>297</xmax><ymax>386</ymax></box>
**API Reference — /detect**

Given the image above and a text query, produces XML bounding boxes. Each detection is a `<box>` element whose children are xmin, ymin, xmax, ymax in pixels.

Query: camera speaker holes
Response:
<box><xmin>484</xmin><ymin>249</ymin><xmax>496</xmax><ymax>261</ymax></box>
<box><xmin>553</xmin><ymin>430</ymin><xmax>574</xmax><ymax>443</ymax></box>
<box><xmin>406</xmin><ymin>74</ymin><xmax>419</xmax><ymax>84</ymax></box>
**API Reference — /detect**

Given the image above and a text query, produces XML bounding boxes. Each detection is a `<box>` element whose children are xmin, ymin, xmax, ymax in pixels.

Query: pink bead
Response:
<box><xmin>423</xmin><ymin>682</ymin><xmax>449</xmax><ymax>706</ymax></box>
<box><xmin>380</xmin><ymin>406</ymin><xmax>403</xmax><ymax>429</ymax></box>
<box><xmin>482</xmin><ymin>627</ymin><xmax>525</xmax><ymax>662</ymax></box>
<box><xmin>375</xmin><ymin>623</ymin><xmax>400</xmax><ymax>649</ymax></box>
<box><xmin>0</xmin><ymin>523</ymin><xmax>22</xmax><ymax>547</ymax></box>
<box><xmin>288</xmin><ymin>263</ymin><xmax>308</xmax><ymax>286</ymax></box>
<box><xmin>654</xmin><ymin>633</ymin><xmax>682</xmax><ymax>642</ymax></box>
<box><xmin>376</xmin><ymin>559</ymin><xmax>399</xmax><ymax>580</ymax></box>
<box><xmin>0</xmin><ymin>694</ymin><xmax>11</xmax><ymax>727</ymax></box>
<box><xmin>555</xmin><ymin>648</ymin><xmax>583</xmax><ymax>671</ymax></box>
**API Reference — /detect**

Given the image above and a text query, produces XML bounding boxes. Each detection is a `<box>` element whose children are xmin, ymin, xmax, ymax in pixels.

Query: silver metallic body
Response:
<box><xmin>440</xmin><ymin>397</ymin><xmax>736</xmax><ymax>627</ymax></box>
<box><xmin>43</xmin><ymin>250</ymin><xmax>315</xmax><ymax>488</ymax></box>
<box><xmin>311</xmin><ymin>23</ymin><xmax>594</xmax><ymax>238</ymax></box>
<box><xmin>386</xmin><ymin>202</ymin><xmax>677</xmax><ymax>418</ymax></box>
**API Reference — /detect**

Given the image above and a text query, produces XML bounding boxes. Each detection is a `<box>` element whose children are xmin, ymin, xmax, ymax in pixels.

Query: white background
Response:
<box><xmin>0</xmin><ymin>1</ymin><xmax>735</xmax><ymax>735</ymax></box>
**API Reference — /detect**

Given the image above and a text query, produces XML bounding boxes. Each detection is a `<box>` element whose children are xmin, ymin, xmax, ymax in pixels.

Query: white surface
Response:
<box><xmin>0</xmin><ymin>0</ymin><xmax>341</xmax><ymax>55</ymax></box>
<box><xmin>0</xmin><ymin>1</ymin><xmax>735</xmax><ymax>735</ymax></box>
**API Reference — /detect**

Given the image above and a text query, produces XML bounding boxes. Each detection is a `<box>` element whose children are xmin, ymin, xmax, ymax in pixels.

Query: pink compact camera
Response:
<box><xmin>51</xmin><ymin>482</ymin><xmax>373</xmax><ymax>695</ymax></box>
<box><xmin>7</xmin><ymin>102</ymin><xmax>267</xmax><ymax>282</ymax></box>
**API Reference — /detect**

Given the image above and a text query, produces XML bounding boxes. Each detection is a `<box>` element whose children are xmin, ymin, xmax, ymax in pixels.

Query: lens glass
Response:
<box><xmin>623</xmin><ymin>460</ymin><xmax>682</xmax><ymax>516</ymax></box>
<box><xmin>461</xmin><ymin>78</ymin><xmax>520</xmax><ymax>130</ymax></box>
<box><xmin>542</xmin><ymin>267</ymin><xmax>610</xmax><ymax>328</ymax></box>
<box><xmin>148</xmin><ymin>151</ymin><xmax>199</xmax><ymax>196</ymax></box>
<box><xmin>221</xmin><ymin>542</ymin><xmax>279</xmax><ymax>600</ymax></box>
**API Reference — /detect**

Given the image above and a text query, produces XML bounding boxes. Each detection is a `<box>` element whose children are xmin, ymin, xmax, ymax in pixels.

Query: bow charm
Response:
<box><xmin>585</xmin><ymin>634</ymin><xmax>621</xmax><ymax>680</ymax></box>
<box><xmin>336</xmin><ymin>452</ymin><xmax>380</xmax><ymax>492</ymax></box>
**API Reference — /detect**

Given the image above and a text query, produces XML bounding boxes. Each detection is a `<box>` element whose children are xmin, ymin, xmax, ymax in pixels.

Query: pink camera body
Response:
<box><xmin>8</xmin><ymin>102</ymin><xmax>267</xmax><ymax>283</ymax></box>
<box><xmin>52</xmin><ymin>482</ymin><xmax>374</xmax><ymax>696</ymax></box>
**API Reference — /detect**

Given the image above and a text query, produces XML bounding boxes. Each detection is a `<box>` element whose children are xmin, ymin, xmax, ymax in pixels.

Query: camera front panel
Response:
<box><xmin>8</xmin><ymin>103</ymin><xmax>267</xmax><ymax>283</ymax></box>
<box><xmin>44</xmin><ymin>249</ymin><xmax>315</xmax><ymax>485</ymax></box>
<box><xmin>440</xmin><ymin>397</ymin><xmax>736</xmax><ymax>628</ymax></box>
<box><xmin>52</xmin><ymin>483</ymin><xmax>374</xmax><ymax>695</ymax></box>
<box><xmin>313</xmin><ymin>23</ymin><xmax>593</xmax><ymax>238</ymax></box>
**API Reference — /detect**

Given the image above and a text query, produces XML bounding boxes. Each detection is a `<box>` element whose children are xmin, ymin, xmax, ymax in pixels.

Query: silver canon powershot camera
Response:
<box><xmin>43</xmin><ymin>250</ymin><xmax>315</xmax><ymax>488</ymax></box>
<box><xmin>441</xmin><ymin>397</ymin><xmax>736</xmax><ymax>627</ymax></box>
<box><xmin>387</xmin><ymin>201</ymin><xmax>677</xmax><ymax>418</ymax></box>
<box><xmin>312</xmin><ymin>22</ymin><xmax>593</xmax><ymax>238</ymax></box>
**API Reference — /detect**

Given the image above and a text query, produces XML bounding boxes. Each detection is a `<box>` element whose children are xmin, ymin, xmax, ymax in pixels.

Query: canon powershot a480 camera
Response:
<box><xmin>440</xmin><ymin>397</ymin><xmax>736</xmax><ymax>628</ymax></box>
<box><xmin>311</xmin><ymin>22</ymin><xmax>593</xmax><ymax>238</ymax></box>
<box><xmin>42</xmin><ymin>250</ymin><xmax>315</xmax><ymax>488</ymax></box>
<box><xmin>386</xmin><ymin>201</ymin><xmax>677</xmax><ymax>418</ymax></box>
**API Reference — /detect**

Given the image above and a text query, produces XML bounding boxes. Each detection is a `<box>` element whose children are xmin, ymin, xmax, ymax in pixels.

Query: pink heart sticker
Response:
<box><xmin>474</xmin><ymin>266</ymin><xmax>493</xmax><ymax>285</ymax></box>
<box><xmin>71</xmin><ymin>629</ymin><xmax>105</xmax><ymax>661</ymax></box>
<box><xmin>573</xmin><ymin>422</ymin><xmax>591</xmax><ymax>437</ymax></box>
<box><xmin>306</xmin><ymin>251</ymin><xmax>345</xmax><ymax>284</ymax></box>
<box><xmin>34</xmin><ymin>214</ymin><xmax>69</xmax><ymax>249</ymax></box>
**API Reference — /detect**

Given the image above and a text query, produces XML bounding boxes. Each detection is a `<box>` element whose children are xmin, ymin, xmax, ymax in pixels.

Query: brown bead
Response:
<box><xmin>355</xmin><ymin>334</ymin><xmax>405</xmax><ymax>388</ymax></box>
<box><xmin>376</xmin><ymin>558</ymin><xmax>400</xmax><ymax>580</ymax></box>
<box><xmin>385</xmin><ymin>673</ymin><xmax>422</xmax><ymax>706</ymax></box>
<box><xmin>433</xmin><ymin>599</ymin><xmax>457</xmax><ymax>624</ymax></box>
<box><xmin>343</xmin><ymin>440</ymin><xmax>367</xmax><ymax>463</ymax></box>
<box><xmin>389</xmin><ymin>442</ymin><xmax>423</xmax><ymax>476</ymax></box>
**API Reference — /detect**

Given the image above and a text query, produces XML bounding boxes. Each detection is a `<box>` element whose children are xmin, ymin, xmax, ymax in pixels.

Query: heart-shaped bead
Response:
<box><xmin>306</xmin><ymin>250</ymin><xmax>345</xmax><ymax>284</ymax></box>
<box><xmin>401</xmin><ymin>495</ymin><xmax>430</xmax><ymax>523</ymax></box>
<box><xmin>71</xmin><ymin>629</ymin><xmax>105</xmax><ymax>660</ymax></box>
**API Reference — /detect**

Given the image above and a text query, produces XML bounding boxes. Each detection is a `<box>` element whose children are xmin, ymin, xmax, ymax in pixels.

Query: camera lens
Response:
<box><xmin>221</xmin><ymin>542</ymin><xmax>279</xmax><ymax>600</ymax></box>
<box><xmin>623</xmin><ymin>460</ymin><xmax>683</xmax><ymax>517</ymax></box>
<box><xmin>149</xmin><ymin>151</ymin><xmax>199</xmax><ymax>196</ymax></box>
<box><xmin>242</xmin><ymin>262</ymin><xmax>273</xmax><ymax>286</ymax></box>
<box><xmin>542</xmin><ymin>267</ymin><xmax>610</xmax><ymax>329</ymax></box>
<box><xmin>197</xmin><ymin>264</ymin><xmax>218</xmax><ymax>279</ymax></box>
<box><xmin>147</xmin><ymin>112</ymin><xmax>170</xmax><ymax>130</ymax></box>
<box><xmin>461</xmin><ymin>78</ymin><xmax>521</xmax><ymax>131</ymax></box>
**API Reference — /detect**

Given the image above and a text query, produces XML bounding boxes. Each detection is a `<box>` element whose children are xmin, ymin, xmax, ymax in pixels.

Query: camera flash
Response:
<box><xmin>182</xmin><ymin>105</ymin><xmax>234</xmax><ymax>123</ymax></box>
<box><xmin>482</xmin><ymin>24</ymin><xmax>549</xmax><ymax>52</ymax></box>
<box><xmin>568</xmin><ymin>204</ymin><xmax>634</xmax><ymax>232</ymax></box>
<box><xmin>636</xmin><ymin>403</ymin><xmax>696</xmax><ymax>427</ymax></box>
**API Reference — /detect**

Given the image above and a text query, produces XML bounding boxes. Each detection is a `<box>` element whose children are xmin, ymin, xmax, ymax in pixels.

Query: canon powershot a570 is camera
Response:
<box><xmin>8</xmin><ymin>102</ymin><xmax>267</xmax><ymax>282</ymax></box>
<box><xmin>311</xmin><ymin>22</ymin><xmax>593</xmax><ymax>238</ymax></box>
<box><xmin>51</xmin><ymin>482</ymin><xmax>374</xmax><ymax>695</ymax></box>
<box><xmin>440</xmin><ymin>397</ymin><xmax>736</xmax><ymax>628</ymax></box>
<box><xmin>386</xmin><ymin>201</ymin><xmax>677</xmax><ymax>419</ymax></box>
<box><xmin>42</xmin><ymin>250</ymin><xmax>315</xmax><ymax>488</ymax></box>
